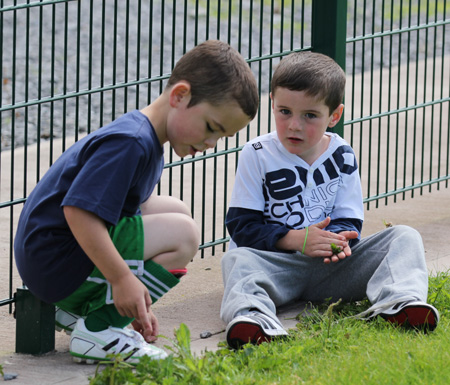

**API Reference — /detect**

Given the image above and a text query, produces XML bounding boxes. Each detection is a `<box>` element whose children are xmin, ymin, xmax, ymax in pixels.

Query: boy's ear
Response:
<box><xmin>328</xmin><ymin>104</ymin><xmax>344</xmax><ymax>128</ymax></box>
<box><xmin>169</xmin><ymin>81</ymin><xmax>191</xmax><ymax>107</ymax></box>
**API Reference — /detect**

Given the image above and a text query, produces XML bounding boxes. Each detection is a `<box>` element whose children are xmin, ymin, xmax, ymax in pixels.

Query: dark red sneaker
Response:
<box><xmin>225</xmin><ymin>311</ymin><xmax>288</xmax><ymax>349</ymax></box>
<box><xmin>380</xmin><ymin>301</ymin><xmax>439</xmax><ymax>332</ymax></box>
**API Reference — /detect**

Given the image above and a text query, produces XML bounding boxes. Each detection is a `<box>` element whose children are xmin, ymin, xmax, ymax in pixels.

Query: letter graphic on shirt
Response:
<box><xmin>264</xmin><ymin>169</ymin><xmax>303</xmax><ymax>200</ymax></box>
<box><xmin>315</xmin><ymin>158</ymin><xmax>339</xmax><ymax>185</ymax></box>
<box><xmin>332</xmin><ymin>145</ymin><xmax>358</xmax><ymax>175</ymax></box>
<box><xmin>303</xmin><ymin>179</ymin><xmax>339</xmax><ymax>222</ymax></box>
<box><xmin>261</xmin><ymin>144</ymin><xmax>355</xmax><ymax>229</ymax></box>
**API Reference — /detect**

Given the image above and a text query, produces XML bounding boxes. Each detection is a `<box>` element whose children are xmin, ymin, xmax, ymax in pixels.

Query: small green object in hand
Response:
<box><xmin>330</xmin><ymin>243</ymin><xmax>342</xmax><ymax>255</ymax></box>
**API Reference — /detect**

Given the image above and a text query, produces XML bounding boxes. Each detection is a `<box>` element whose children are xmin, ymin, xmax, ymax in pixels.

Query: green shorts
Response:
<box><xmin>55</xmin><ymin>215</ymin><xmax>180</xmax><ymax>316</ymax></box>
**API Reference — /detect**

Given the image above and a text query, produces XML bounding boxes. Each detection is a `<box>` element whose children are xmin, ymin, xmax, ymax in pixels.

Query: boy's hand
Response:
<box><xmin>323</xmin><ymin>230</ymin><xmax>359</xmax><ymax>264</ymax></box>
<box><xmin>112</xmin><ymin>273</ymin><xmax>155</xmax><ymax>342</ymax></box>
<box><xmin>131</xmin><ymin>308</ymin><xmax>159</xmax><ymax>342</ymax></box>
<box><xmin>302</xmin><ymin>217</ymin><xmax>357</xmax><ymax>263</ymax></box>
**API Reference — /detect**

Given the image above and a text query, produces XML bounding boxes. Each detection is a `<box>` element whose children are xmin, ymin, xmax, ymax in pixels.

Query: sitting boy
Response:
<box><xmin>14</xmin><ymin>40</ymin><xmax>259</xmax><ymax>363</ymax></box>
<box><xmin>220</xmin><ymin>51</ymin><xmax>439</xmax><ymax>349</ymax></box>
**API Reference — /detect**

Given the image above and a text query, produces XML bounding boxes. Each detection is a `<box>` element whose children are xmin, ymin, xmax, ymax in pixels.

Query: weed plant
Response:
<box><xmin>90</xmin><ymin>272</ymin><xmax>450</xmax><ymax>385</ymax></box>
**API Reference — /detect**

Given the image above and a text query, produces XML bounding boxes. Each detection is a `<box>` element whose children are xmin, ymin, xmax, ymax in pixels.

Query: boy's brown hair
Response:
<box><xmin>271</xmin><ymin>51</ymin><xmax>346</xmax><ymax>115</ymax></box>
<box><xmin>167</xmin><ymin>40</ymin><xmax>259</xmax><ymax>120</ymax></box>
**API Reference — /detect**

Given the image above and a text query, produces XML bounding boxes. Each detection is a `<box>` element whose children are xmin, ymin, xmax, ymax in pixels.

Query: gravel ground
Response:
<box><xmin>1</xmin><ymin>0</ymin><xmax>449</xmax><ymax>150</ymax></box>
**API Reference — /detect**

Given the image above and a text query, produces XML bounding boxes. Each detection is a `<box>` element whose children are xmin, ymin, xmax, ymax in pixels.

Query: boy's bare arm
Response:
<box><xmin>63</xmin><ymin>205</ymin><xmax>157</xmax><ymax>342</ymax></box>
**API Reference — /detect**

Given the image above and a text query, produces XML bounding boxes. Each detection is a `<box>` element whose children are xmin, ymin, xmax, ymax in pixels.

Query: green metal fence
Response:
<box><xmin>1</xmin><ymin>0</ymin><xmax>449</xmax><ymax>351</ymax></box>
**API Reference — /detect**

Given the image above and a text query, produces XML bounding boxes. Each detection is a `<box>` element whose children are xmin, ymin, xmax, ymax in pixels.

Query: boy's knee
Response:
<box><xmin>141</xmin><ymin>195</ymin><xmax>193</xmax><ymax>217</ymax></box>
<box><xmin>185</xmin><ymin>216</ymin><xmax>201</xmax><ymax>248</ymax></box>
<box><xmin>174</xmin><ymin>215</ymin><xmax>200</xmax><ymax>261</ymax></box>
<box><xmin>221</xmin><ymin>248</ymin><xmax>253</xmax><ymax>272</ymax></box>
<box><xmin>390</xmin><ymin>225</ymin><xmax>422</xmax><ymax>241</ymax></box>
<box><xmin>167</xmin><ymin>196</ymin><xmax>192</xmax><ymax>217</ymax></box>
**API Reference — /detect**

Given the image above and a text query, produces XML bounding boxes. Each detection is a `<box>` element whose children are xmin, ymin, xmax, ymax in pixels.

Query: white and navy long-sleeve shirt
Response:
<box><xmin>226</xmin><ymin>131</ymin><xmax>364</xmax><ymax>251</ymax></box>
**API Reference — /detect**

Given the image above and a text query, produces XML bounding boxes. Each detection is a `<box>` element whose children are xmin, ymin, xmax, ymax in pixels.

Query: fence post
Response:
<box><xmin>311</xmin><ymin>0</ymin><xmax>348</xmax><ymax>137</ymax></box>
<box><xmin>15</xmin><ymin>287</ymin><xmax>55</xmax><ymax>354</ymax></box>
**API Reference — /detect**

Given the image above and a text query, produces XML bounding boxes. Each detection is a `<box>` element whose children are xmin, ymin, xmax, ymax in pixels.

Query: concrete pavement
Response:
<box><xmin>1</xmin><ymin>187</ymin><xmax>449</xmax><ymax>385</ymax></box>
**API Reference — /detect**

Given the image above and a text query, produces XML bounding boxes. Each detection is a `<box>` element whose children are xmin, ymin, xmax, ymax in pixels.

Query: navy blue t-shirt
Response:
<box><xmin>14</xmin><ymin>110</ymin><xmax>164</xmax><ymax>303</ymax></box>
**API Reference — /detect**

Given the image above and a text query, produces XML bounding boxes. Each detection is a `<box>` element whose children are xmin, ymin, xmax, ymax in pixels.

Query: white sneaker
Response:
<box><xmin>55</xmin><ymin>307</ymin><xmax>83</xmax><ymax>335</ymax></box>
<box><xmin>226</xmin><ymin>311</ymin><xmax>288</xmax><ymax>349</ymax></box>
<box><xmin>70</xmin><ymin>318</ymin><xmax>168</xmax><ymax>364</ymax></box>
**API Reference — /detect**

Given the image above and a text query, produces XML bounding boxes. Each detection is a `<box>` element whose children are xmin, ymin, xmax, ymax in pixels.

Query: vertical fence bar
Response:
<box><xmin>311</xmin><ymin>0</ymin><xmax>347</xmax><ymax>136</ymax></box>
<box><xmin>440</xmin><ymin>0</ymin><xmax>448</xmax><ymax>189</ymax></box>
<box><xmin>267</xmin><ymin>0</ymin><xmax>274</xmax><ymax>134</ymax></box>
<box><xmin>49</xmin><ymin>3</ymin><xmax>55</xmax><ymax>165</ymax></box>
<box><xmin>429</xmin><ymin>0</ymin><xmax>437</xmax><ymax>193</ymax></box>
<box><xmin>394</xmin><ymin>0</ymin><xmax>404</xmax><ymax>203</ymax></box>
<box><xmin>418</xmin><ymin>0</ymin><xmax>425</xmax><ymax>196</ymax></box>
<box><xmin>402</xmin><ymin>3</ymin><xmax>412</xmax><ymax>200</ymax></box>
<box><xmin>100</xmin><ymin>0</ymin><xmax>106</xmax><ymax>128</ymax></box>
<box><xmin>446</xmin><ymin>0</ymin><xmax>450</xmax><ymax>189</ymax></box>
<box><xmin>385</xmin><ymin>0</ymin><xmax>394</xmax><ymax>205</ymax></box>
<box><xmin>367</xmin><ymin>0</ymin><xmax>374</xmax><ymax>207</ymax></box>
<box><xmin>135</xmin><ymin>0</ymin><xmax>141</xmax><ymax>109</ymax></box>
<box><xmin>75</xmin><ymin>0</ymin><xmax>81</xmax><ymax>140</ymax></box>
<box><xmin>124</xmin><ymin>0</ymin><xmax>130</xmax><ymax>113</ymax></box>
<box><xmin>0</xmin><ymin>1</ymin><xmax>3</xmax><ymax>176</ymax></box>
<box><xmin>112</xmin><ymin>0</ymin><xmax>118</xmax><ymax>120</ymax></box>
<box><xmin>87</xmin><ymin>0</ymin><xmax>93</xmax><ymax>135</ymax></box>
<box><xmin>375</xmin><ymin>0</ymin><xmax>384</xmax><ymax>208</ymax></box>
<box><xmin>36</xmin><ymin>4</ymin><xmax>43</xmax><ymax>180</ymax></box>
<box><xmin>380</xmin><ymin>0</ymin><xmax>388</xmax><ymax>206</ymax></box>
<box><xmin>62</xmin><ymin>1</ymin><xmax>68</xmax><ymax>151</ymax></box>
<box><xmin>23</xmin><ymin>0</ymin><xmax>29</xmax><ymax>195</ymax></box>
<box><xmin>10</xmin><ymin>0</ymin><xmax>17</xmax><ymax>315</ymax></box>
<box><xmin>349</xmin><ymin>0</ymin><xmax>357</xmax><ymax>151</ymax></box>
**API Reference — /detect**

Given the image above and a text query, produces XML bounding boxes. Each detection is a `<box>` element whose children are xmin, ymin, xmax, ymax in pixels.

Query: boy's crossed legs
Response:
<box><xmin>56</xmin><ymin>195</ymin><xmax>199</xmax><ymax>364</ymax></box>
<box><xmin>222</xmin><ymin>225</ymin><xmax>439</xmax><ymax>349</ymax></box>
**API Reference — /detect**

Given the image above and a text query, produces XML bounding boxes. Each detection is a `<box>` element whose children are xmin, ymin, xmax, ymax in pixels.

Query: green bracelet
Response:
<box><xmin>302</xmin><ymin>226</ymin><xmax>309</xmax><ymax>254</ymax></box>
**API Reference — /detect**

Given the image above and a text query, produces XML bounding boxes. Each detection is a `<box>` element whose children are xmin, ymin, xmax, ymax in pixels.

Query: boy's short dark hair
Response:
<box><xmin>167</xmin><ymin>40</ymin><xmax>259</xmax><ymax>120</ymax></box>
<box><xmin>271</xmin><ymin>51</ymin><xmax>346</xmax><ymax>114</ymax></box>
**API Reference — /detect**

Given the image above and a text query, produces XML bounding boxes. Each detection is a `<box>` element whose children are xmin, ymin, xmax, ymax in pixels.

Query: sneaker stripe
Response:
<box><xmin>251</xmin><ymin>313</ymin><xmax>281</xmax><ymax>330</ymax></box>
<box><xmin>119</xmin><ymin>343</ymin><xmax>131</xmax><ymax>353</ymax></box>
<box><xmin>123</xmin><ymin>348</ymin><xmax>141</xmax><ymax>361</ymax></box>
<box><xmin>103</xmin><ymin>338</ymin><xmax>120</xmax><ymax>352</ymax></box>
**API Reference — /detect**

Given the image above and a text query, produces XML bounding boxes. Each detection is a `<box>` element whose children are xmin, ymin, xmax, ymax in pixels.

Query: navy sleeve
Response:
<box><xmin>62</xmin><ymin>136</ymin><xmax>148</xmax><ymax>225</ymax></box>
<box><xmin>326</xmin><ymin>218</ymin><xmax>363</xmax><ymax>247</ymax></box>
<box><xmin>226</xmin><ymin>207</ymin><xmax>291</xmax><ymax>251</ymax></box>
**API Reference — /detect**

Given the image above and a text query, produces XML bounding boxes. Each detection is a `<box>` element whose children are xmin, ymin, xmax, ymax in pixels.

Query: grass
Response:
<box><xmin>89</xmin><ymin>272</ymin><xmax>450</xmax><ymax>385</ymax></box>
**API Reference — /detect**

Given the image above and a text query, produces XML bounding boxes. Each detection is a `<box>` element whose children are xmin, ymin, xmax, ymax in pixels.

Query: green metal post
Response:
<box><xmin>311</xmin><ymin>0</ymin><xmax>348</xmax><ymax>137</ymax></box>
<box><xmin>15</xmin><ymin>287</ymin><xmax>55</xmax><ymax>355</ymax></box>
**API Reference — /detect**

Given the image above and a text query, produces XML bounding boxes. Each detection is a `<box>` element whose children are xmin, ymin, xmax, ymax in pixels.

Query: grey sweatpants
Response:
<box><xmin>220</xmin><ymin>225</ymin><xmax>429</xmax><ymax>324</ymax></box>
